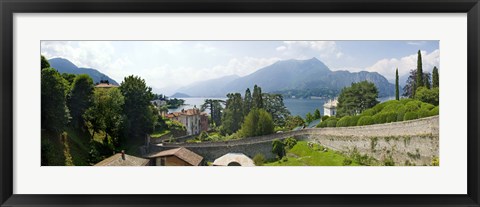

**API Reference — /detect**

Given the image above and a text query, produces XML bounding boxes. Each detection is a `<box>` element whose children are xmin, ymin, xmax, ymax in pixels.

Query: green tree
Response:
<box><xmin>41</xmin><ymin>68</ymin><xmax>69</xmax><ymax>133</ymax></box>
<box><xmin>305</xmin><ymin>112</ymin><xmax>314</xmax><ymax>123</ymax></box>
<box><xmin>271</xmin><ymin>139</ymin><xmax>286</xmax><ymax>159</ymax></box>
<box><xmin>285</xmin><ymin>115</ymin><xmax>305</xmax><ymax>130</ymax></box>
<box><xmin>395</xmin><ymin>68</ymin><xmax>399</xmax><ymax>100</ymax></box>
<box><xmin>313</xmin><ymin>108</ymin><xmax>321</xmax><ymax>120</ymax></box>
<box><xmin>243</xmin><ymin>88</ymin><xmax>253</xmax><ymax>116</ymax></box>
<box><xmin>262</xmin><ymin>93</ymin><xmax>290</xmax><ymax>127</ymax></box>
<box><xmin>62</xmin><ymin>73</ymin><xmax>77</xmax><ymax>86</ymax></box>
<box><xmin>416</xmin><ymin>50</ymin><xmax>424</xmax><ymax>88</ymax></box>
<box><xmin>85</xmin><ymin>88</ymin><xmax>125</xmax><ymax>148</ymax></box>
<box><xmin>415</xmin><ymin>87</ymin><xmax>439</xmax><ymax>106</ymax></box>
<box><xmin>337</xmin><ymin>81</ymin><xmax>379</xmax><ymax>116</ymax></box>
<box><xmin>432</xmin><ymin>66</ymin><xmax>439</xmax><ymax>88</ymax></box>
<box><xmin>239</xmin><ymin>108</ymin><xmax>274</xmax><ymax>137</ymax></box>
<box><xmin>119</xmin><ymin>75</ymin><xmax>154</xmax><ymax>142</ymax></box>
<box><xmin>403</xmin><ymin>69</ymin><xmax>431</xmax><ymax>98</ymax></box>
<box><xmin>41</xmin><ymin>55</ymin><xmax>50</xmax><ymax>70</ymax></box>
<box><xmin>67</xmin><ymin>74</ymin><xmax>94</xmax><ymax>129</ymax></box>
<box><xmin>201</xmin><ymin>99</ymin><xmax>225</xmax><ymax>127</ymax></box>
<box><xmin>220</xmin><ymin>93</ymin><xmax>244</xmax><ymax>135</ymax></box>
<box><xmin>252</xmin><ymin>84</ymin><xmax>264</xmax><ymax>109</ymax></box>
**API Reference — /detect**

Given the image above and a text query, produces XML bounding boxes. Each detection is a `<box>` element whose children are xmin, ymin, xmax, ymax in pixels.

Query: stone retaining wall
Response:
<box><xmin>149</xmin><ymin>116</ymin><xmax>439</xmax><ymax>165</ymax></box>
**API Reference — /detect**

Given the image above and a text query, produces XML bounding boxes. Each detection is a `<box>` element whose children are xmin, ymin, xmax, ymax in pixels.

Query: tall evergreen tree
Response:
<box><xmin>432</xmin><ymin>66</ymin><xmax>439</xmax><ymax>88</ymax></box>
<box><xmin>119</xmin><ymin>75</ymin><xmax>154</xmax><ymax>143</ymax></box>
<box><xmin>41</xmin><ymin>68</ymin><xmax>69</xmax><ymax>133</ymax></box>
<box><xmin>252</xmin><ymin>85</ymin><xmax>263</xmax><ymax>109</ymax></box>
<box><xmin>220</xmin><ymin>93</ymin><xmax>244</xmax><ymax>135</ymax></box>
<box><xmin>41</xmin><ymin>55</ymin><xmax>50</xmax><ymax>70</ymax></box>
<box><xmin>416</xmin><ymin>50</ymin><xmax>424</xmax><ymax>88</ymax></box>
<box><xmin>243</xmin><ymin>88</ymin><xmax>253</xmax><ymax>116</ymax></box>
<box><xmin>395</xmin><ymin>68</ymin><xmax>399</xmax><ymax>100</ymax></box>
<box><xmin>67</xmin><ymin>74</ymin><xmax>94</xmax><ymax>129</ymax></box>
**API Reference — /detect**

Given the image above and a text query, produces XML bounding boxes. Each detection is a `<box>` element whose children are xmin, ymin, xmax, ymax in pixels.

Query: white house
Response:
<box><xmin>323</xmin><ymin>98</ymin><xmax>338</xmax><ymax>117</ymax></box>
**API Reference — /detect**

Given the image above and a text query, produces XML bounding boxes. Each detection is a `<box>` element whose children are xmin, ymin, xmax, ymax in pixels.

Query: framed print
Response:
<box><xmin>1</xmin><ymin>0</ymin><xmax>479</xmax><ymax>206</ymax></box>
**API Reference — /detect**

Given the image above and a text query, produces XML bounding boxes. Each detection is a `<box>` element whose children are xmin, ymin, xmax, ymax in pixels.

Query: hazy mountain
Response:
<box><xmin>170</xmin><ymin>92</ymin><xmax>191</xmax><ymax>98</ymax></box>
<box><xmin>176</xmin><ymin>58</ymin><xmax>395</xmax><ymax>98</ymax></box>
<box><xmin>48</xmin><ymin>58</ymin><xmax>119</xmax><ymax>85</ymax></box>
<box><xmin>176</xmin><ymin>75</ymin><xmax>240</xmax><ymax>97</ymax></box>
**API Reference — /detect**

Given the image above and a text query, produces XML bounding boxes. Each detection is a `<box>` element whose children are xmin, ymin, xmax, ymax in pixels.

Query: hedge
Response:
<box><xmin>430</xmin><ymin>106</ymin><xmax>439</xmax><ymax>116</ymax></box>
<box><xmin>357</xmin><ymin>116</ymin><xmax>375</xmax><ymax>126</ymax></box>
<box><xmin>396</xmin><ymin>106</ymin><xmax>407</xmax><ymax>121</ymax></box>
<box><xmin>421</xmin><ymin>102</ymin><xmax>435</xmax><ymax>111</ymax></box>
<box><xmin>384</xmin><ymin>112</ymin><xmax>397</xmax><ymax>123</ymax></box>
<box><xmin>403</xmin><ymin>111</ymin><xmax>419</xmax><ymax>121</ymax></box>
<box><xmin>326</xmin><ymin>118</ymin><xmax>338</xmax><ymax>127</ymax></box>
<box><xmin>417</xmin><ymin>108</ymin><xmax>430</xmax><ymax>118</ymax></box>
<box><xmin>362</xmin><ymin>108</ymin><xmax>376</xmax><ymax>116</ymax></box>
<box><xmin>373</xmin><ymin>113</ymin><xmax>387</xmax><ymax>124</ymax></box>
<box><xmin>349</xmin><ymin>116</ymin><xmax>361</xmax><ymax>126</ymax></box>
<box><xmin>336</xmin><ymin>116</ymin><xmax>351</xmax><ymax>127</ymax></box>
<box><xmin>321</xmin><ymin>115</ymin><xmax>330</xmax><ymax>122</ymax></box>
<box><xmin>405</xmin><ymin>101</ymin><xmax>421</xmax><ymax>112</ymax></box>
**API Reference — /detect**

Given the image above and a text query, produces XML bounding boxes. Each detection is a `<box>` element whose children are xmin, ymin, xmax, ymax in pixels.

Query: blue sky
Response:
<box><xmin>41</xmin><ymin>41</ymin><xmax>439</xmax><ymax>95</ymax></box>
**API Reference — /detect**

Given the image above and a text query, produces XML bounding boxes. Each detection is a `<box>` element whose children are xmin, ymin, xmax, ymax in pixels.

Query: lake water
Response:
<box><xmin>169</xmin><ymin>96</ymin><xmax>395</xmax><ymax>118</ymax></box>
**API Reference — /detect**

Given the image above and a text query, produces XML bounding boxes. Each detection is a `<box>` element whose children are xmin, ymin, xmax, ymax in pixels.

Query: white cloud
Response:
<box><xmin>278</xmin><ymin>41</ymin><xmax>341</xmax><ymax>59</ymax></box>
<box><xmin>365</xmin><ymin>49</ymin><xmax>440</xmax><ymax>80</ymax></box>
<box><xmin>40</xmin><ymin>41</ymin><xmax>130</xmax><ymax>82</ymax></box>
<box><xmin>407</xmin><ymin>41</ymin><xmax>427</xmax><ymax>46</ymax></box>
<box><xmin>129</xmin><ymin>56</ymin><xmax>280</xmax><ymax>95</ymax></box>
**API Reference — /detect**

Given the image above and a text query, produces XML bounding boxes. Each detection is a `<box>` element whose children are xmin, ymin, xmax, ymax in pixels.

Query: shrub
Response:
<box><xmin>362</xmin><ymin>108</ymin><xmax>376</xmax><ymax>116</ymax></box>
<box><xmin>430</xmin><ymin>106</ymin><xmax>439</xmax><ymax>116</ymax></box>
<box><xmin>415</xmin><ymin>87</ymin><xmax>439</xmax><ymax>106</ymax></box>
<box><xmin>253</xmin><ymin>154</ymin><xmax>266</xmax><ymax>166</ymax></box>
<box><xmin>399</xmin><ymin>98</ymin><xmax>414</xmax><ymax>105</ymax></box>
<box><xmin>283</xmin><ymin>137</ymin><xmax>297</xmax><ymax>149</ymax></box>
<box><xmin>336</xmin><ymin>116</ymin><xmax>352</xmax><ymax>127</ymax></box>
<box><xmin>382</xmin><ymin>101</ymin><xmax>402</xmax><ymax>113</ymax></box>
<box><xmin>373</xmin><ymin>113</ymin><xmax>387</xmax><ymax>124</ymax></box>
<box><xmin>321</xmin><ymin>115</ymin><xmax>330</xmax><ymax>122</ymax></box>
<box><xmin>417</xmin><ymin>108</ymin><xmax>430</xmax><ymax>118</ymax></box>
<box><xmin>431</xmin><ymin>156</ymin><xmax>439</xmax><ymax>166</ymax></box>
<box><xmin>196</xmin><ymin>131</ymin><xmax>209</xmax><ymax>141</ymax></box>
<box><xmin>317</xmin><ymin>120</ymin><xmax>328</xmax><ymax>128</ymax></box>
<box><xmin>405</xmin><ymin>101</ymin><xmax>421</xmax><ymax>112</ymax></box>
<box><xmin>384</xmin><ymin>112</ymin><xmax>397</xmax><ymax>123</ymax></box>
<box><xmin>271</xmin><ymin>139</ymin><xmax>286</xmax><ymax>159</ymax></box>
<box><xmin>421</xmin><ymin>102</ymin><xmax>435</xmax><ymax>111</ymax></box>
<box><xmin>372</xmin><ymin>101</ymin><xmax>389</xmax><ymax>113</ymax></box>
<box><xmin>404</xmin><ymin>111</ymin><xmax>418</xmax><ymax>121</ymax></box>
<box><xmin>326</xmin><ymin>118</ymin><xmax>338</xmax><ymax>127</ymax></box>
<box><xmin>396</xmin><ymin>106</ymin><xmax>407</xmax><ymax>121</ymax></box>
<box><xmin>357</xmin><ymin>116</ymin><xmax>375</xmax><ymax>126</ymax></box>
<box><xmin>343</xmin><ymin>158</ymin><xmax>353</xmax><ymax>166</ymax></box>
<box><xmin>348</xmin><ymin>116</ymin><xmax>361</xmax><ymax>126</ymax></box>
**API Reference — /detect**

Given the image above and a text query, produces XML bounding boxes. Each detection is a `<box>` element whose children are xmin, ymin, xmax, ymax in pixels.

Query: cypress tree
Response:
<box><xmin>432</xmin><ymin>66</ymin><xmax>439</xmax><ymax>88</ymax></box>
<box><xmin>252</xmin><ymin>85</ymin><xmax>263</xmax><ymax>109</ymax></box>
<box><xmin>416</xmin><ymin>50</ymin><xmax>424</xmax><ymax>89</ymax></box>
<box><xmin>244</xmin><ymin>88</ymin><xmax>253</xmax><ymax>116</ymax></box>
<box><xmin>395</xmin><ymin>68</ymin><xmax>399</xmax><ymax>100</ymax></box>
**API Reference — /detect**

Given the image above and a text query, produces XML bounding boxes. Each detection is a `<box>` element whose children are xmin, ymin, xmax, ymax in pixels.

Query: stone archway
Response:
<box><xmin>227</xmin><ymin>161</ymin><xmax>241</xmax><ymax>166</ymax></box>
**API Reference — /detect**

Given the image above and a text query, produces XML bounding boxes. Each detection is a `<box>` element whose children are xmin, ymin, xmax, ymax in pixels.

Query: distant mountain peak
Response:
<box><xmin>48</xmin><ymin>57</ymin><xmax>119</xmax><ymax>85</ymax></box>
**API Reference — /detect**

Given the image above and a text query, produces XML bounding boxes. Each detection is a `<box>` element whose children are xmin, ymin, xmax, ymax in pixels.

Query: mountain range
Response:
<box><xmin>176</xmin><ymin>58</ymin><xmax>395</xmax><ymax>98</ymax></box>
<box><xmin>48</xmin><ymin>58</ymin><xmax>119</xmax><ymax>85</ymax></box>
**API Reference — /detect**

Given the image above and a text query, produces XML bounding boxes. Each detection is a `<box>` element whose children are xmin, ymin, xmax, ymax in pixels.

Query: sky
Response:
<box><xmin>41</xmin><ymin>41</ymin><xmax>439</xmax><ymax>95</ymax></box>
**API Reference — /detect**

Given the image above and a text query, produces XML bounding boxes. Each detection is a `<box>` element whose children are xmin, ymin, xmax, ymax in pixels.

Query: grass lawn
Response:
<box><xmin>150</xmin><ymin>130</ymin><xmax>171</xmax><ymax>138</ymax></box>
<box><xmin>264</xmin><ymin>141</ymin><xmax>359</xmax><ymax>166</ymax></box>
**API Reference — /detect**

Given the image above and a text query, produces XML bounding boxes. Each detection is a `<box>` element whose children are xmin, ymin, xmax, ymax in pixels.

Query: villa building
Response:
<box><xmin>165</xmin><ymin>107</ymin><xmax>209</xmax><ymax>135</ymax></box>
<box><xmin>323</xmin><ymin>98</ymin><xmax>338</xmax><ymax>117</ymax></box>
<box><xmin>146</xmin><ymin>147</ymin><xmax>203</xmax><ymax>166</ymax></box>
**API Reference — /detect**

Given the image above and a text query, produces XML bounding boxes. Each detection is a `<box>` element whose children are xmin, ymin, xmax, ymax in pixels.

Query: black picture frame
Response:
<box><xmin>1</xmin><ymin>0</ymin><xmax>479</xmax><ymax>206</ymax></box>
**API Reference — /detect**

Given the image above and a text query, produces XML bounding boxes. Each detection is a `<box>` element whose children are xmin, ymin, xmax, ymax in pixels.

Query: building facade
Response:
<box><xmin>166</xmin><ymin>107</ymin><xmax>209</xmax><ymax>135</ymax></box>
<box><xmin>323</xmin><ymin>98</ymin><xmax>338</xmax><ymax>117</ymax></box>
